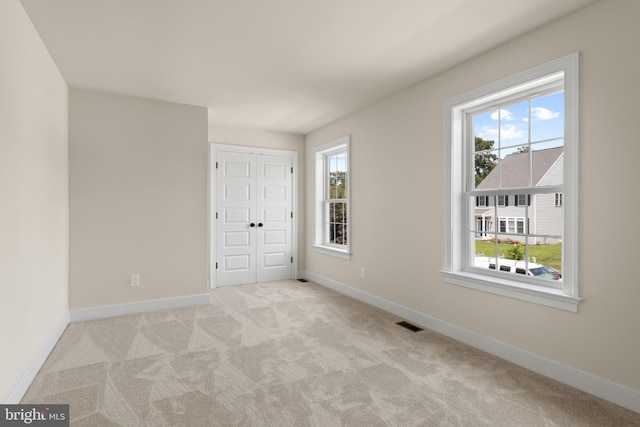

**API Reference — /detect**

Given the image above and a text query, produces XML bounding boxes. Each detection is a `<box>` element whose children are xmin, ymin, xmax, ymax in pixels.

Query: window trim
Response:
<box><xmin>313</xmin><ymin>135</ymin><xmax>351</xmax><ymax>259</ymax></box>
<box><xmin>499</xmin><ymin>217</ymin><xmax>525</xmax><ymax>234</ymax></box>
<box><xmin>442</xmin><ymin>53</ymin><xmax>580</xmax><ymax>312</ymax></box>
<box><xmin>555</xmin><ymin>192</ymin><xmax>563</xmax><ymax>207</ymax></box>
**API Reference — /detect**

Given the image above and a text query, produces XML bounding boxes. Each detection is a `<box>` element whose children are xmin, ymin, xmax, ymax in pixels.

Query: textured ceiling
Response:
<box><xmin>20</xmin><ymin>0</ymin><xmax>595</xmax><ymax>134</ymax></box>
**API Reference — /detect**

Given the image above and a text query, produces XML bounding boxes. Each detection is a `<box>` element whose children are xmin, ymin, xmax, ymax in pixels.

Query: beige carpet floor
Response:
<box><xmin>23</xmin><ymin>280</ymin><xmax>640</xmax><ymax>426</ymax></box>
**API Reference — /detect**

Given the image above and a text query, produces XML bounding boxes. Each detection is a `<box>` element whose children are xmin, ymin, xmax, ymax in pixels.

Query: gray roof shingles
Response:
<box><xmin>476</xmin><ymin>147</ymin><xmax>563</xmax><ymax>189</ymax></box>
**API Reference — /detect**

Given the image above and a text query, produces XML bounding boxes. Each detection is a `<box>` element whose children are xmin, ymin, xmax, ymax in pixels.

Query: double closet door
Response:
<box><xmin>215</xmin><ymin>150</ymin><xmax>293</xmax><ymax>286</ymax></box>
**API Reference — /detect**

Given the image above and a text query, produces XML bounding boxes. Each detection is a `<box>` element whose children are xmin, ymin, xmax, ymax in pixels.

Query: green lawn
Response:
<box><xmin>475</xmin><ymin>240</ymin><xmax>562</xmax><ymax>271</ymax></box>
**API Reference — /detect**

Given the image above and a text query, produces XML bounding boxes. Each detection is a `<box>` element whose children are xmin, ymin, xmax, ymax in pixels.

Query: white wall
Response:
<box><xmin>0</xmin><ymin>0</ymin><xmax>69</xmax><ymax>400</ymax></box>
<box><xmin>305</xmin><ymin>0</ymin><xmax>640</xmax><ymax>393</ymax></box>
<box><xmin>69</xmin><ymin>89</ymin><xmax>208</xmax><ymax>308</ymax></box>
<box><xmin>209</xmin><ymin>124</ymin><xmax>306</xmax><ymax>273</ymax></box>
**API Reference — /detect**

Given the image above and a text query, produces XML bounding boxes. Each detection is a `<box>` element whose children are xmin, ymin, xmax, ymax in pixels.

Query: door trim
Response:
<box><xmin>209</xmin><ymin>143</ymin><xmax>298</xmax><ymax>289</ymax></box>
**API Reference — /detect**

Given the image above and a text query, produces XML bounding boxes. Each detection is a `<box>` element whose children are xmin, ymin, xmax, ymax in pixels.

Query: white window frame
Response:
<box><xmin>313</xmin><ymin>135</ymin><xmax>351</xmax><ymax>259</ymax></box>
<box><xmin>555</xmin><ymin>192</ymin><xmax>563</xmax><ymax>207</ymax></box>
<box><xmin>442</xmin><ymin>53</ymin><xmax>580</xmax><ymax>312</ymax></box>
<box><xmin>499</xmin><ymin>217</ymin><xmax>525</xmax><ymax>234</ymax></box>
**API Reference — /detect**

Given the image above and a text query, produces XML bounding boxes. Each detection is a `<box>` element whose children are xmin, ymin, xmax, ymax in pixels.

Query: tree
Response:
<box><xmin>474</xmin><ymin>137</ymin><xmax>498</xmax><ymax>187</ymax></box>
<box><xmin>329</xmin><ymin>171</ymin><xmax>347</xmax><ymax>244</ymax></box>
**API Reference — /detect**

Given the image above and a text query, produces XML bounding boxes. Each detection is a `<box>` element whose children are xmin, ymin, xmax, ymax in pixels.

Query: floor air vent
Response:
<box><xmin>396</xmin><ymin>321</ymin><xmax>424</xmax><ymax>332</ymax></box>
<box><xmin>297</xmin><ymin>278</ymin><xmax>308</xmax><ymax>282</ymax></box>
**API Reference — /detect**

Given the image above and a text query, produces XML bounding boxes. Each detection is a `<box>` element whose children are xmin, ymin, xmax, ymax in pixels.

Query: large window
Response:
<box><xmin>313</xmin><ymin>136</ymin><xmax>351</xmax><ymax>259</ymax></box>
<box><xmin>442</xmin><ymin>53</ymin><xmax>580</xmax><ymax>312</ymax></box>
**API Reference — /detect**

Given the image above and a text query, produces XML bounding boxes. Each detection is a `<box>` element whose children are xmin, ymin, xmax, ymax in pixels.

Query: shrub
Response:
<box><xmin>506</xmin><ymin>244</ymin><xmax>524</xmax><ymax>260</ymax></box>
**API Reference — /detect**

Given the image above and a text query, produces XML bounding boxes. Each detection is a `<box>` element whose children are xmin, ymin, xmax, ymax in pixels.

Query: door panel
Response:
<box><xmin>216</xmin><ymin>151</ymin><xmax>256</xmax><ymax>286</ymax></box>
<box><xmin>256</xmin><ymin>154</ymin><xmax>292</xmax><ymax>283</ymax></box>
<box><xmin>216</xmin><ymin>151</ymin><xmax>293</xmax><ymax>286</ymax></box>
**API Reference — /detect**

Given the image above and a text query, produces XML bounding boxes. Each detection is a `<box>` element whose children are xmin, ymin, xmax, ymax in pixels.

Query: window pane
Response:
<box><xmin>327</xmin><ymin>151</ymin><xmax>347</xmax><ymax>200</ymax></box>
<box><xmin>473</xmin><ymin>213</ymin><xmax>492</xmax><ymax>239</ymax></box>
<box><xmin>532</xmin><ymin>145</ymin><xmax>563</xmax><ymax>187</ymax></box>
<box><xmin>498</xmin><ymin>145</ymin><xmax>531</xmax><ymax>188</ymax></box>
<box><xmin>473</xmin><ymin>110</ymin><xmax>498</xmax><ymax>147</ymax></box>
<box><xmin>495</xmin><ymin>204</ymin><xmax>526</xmax><ymax>238</ymax></box>
<box><xmin>473</xmin><ymin>111</ymin><xmax>499</xmax><ymax>189</ymax></box>
<box><xmin>497</xmin><ymin>100</ymin><xmax>528</xmax><ymax>148</ymax></box>
<box><xmin>328</xmin><ymin>173</ymin><xmax>337</xmax><ymax>199</ymax></box>
<box><xmin>337</xmin><ymin>224</ymin><xmax>346</xmax><ymax>245</ymax></box>
<box><xmin>473</xmin><ymin>233</ymin><xmax>497</xmax><ymax>269</ymax></box>
<box><xmin>530</xmin><ymin>194</ymin><xmax>563</xmax><ymax>243</ymax></box>
<box><xmin>474</xmin><ymin>149</ymin><xmax>499</xmax><ymax>189</ymax></box>
<box><xmin>327</xmin><ymin>202</ymin><xmax>347</xmax><ymax>246</ymax></box>
<box><xmin>531</xmin><ymin>92</ymin><xmax>564</xmax><ymax>143</ymax></box>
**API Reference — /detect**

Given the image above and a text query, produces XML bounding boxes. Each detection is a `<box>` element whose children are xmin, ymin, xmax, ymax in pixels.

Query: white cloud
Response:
<box><xmin>500</xmin><ymin>124</ymin><xmax>526</xmax><ymax>140</ymax></box>
<box><xmin>477</xmin><ymin>124</ymin><xmax>525</xmax><ymax>141</ymax></box>
<box><xmin>531</xmin><ymin>107</ymin><xmax>560</xmax><ymax>120</ymax></box>
<box><xmin>490</xmin><ymin>109</ymin><xmax>515</xmax><ymax>121</ymax></box>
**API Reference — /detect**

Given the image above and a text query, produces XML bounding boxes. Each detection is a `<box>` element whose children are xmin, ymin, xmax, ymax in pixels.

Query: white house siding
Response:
<box><xmin>534</xmin><ymin>153</ymin><xmax>564</xmax><ymax>243</ymax></box>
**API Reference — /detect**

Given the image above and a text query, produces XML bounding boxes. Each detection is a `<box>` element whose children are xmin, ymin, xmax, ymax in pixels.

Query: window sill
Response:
<box><xmin>313</xmin><ymin>245</ymin><xmax>351</xmax><ymax>260</ymax></box>
<box><xmin>441</xmin><ymin>270</ymin><xmax>581</xmax><ymax>312</ymax></box>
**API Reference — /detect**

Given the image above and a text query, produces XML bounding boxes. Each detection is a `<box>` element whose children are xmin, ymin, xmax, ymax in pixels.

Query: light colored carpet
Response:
<box><xmin>23</xmin><ymin>280</ymin><xmax>640</xmax><ymax>426</ymax></box>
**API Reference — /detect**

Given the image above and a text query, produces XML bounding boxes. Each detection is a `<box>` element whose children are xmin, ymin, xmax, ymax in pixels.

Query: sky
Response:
<box><xmin>474</xmin><ymin>91</ymin><xmax>564</xmax><ymax>158</ymax></box>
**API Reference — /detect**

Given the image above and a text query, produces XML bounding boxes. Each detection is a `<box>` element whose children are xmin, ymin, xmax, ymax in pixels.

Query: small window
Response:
<box><xmin>555</xmin><ymin>192</ymin><xmax>563</xmax><ymax>207</ymax></box>
<box><xmin>499</xmin><ymin>217</ymin><xmax>525</xmax><ymax>234</ymax></box>
<box><xmin>498</xmin><ymin>195</ymin><xmax>508</xmax><ymax>206</ymax></box>
<box><xmin>313</xmin><ymin>136</ymin><xmax>351</xmax><ymax>259</ymax></box>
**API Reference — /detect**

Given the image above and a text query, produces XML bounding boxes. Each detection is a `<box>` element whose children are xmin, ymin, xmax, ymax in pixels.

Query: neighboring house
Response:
<box><xmin>475</xmin><ymin>147</ymin><xmax>563</xmax><ymax>244</ymax></box>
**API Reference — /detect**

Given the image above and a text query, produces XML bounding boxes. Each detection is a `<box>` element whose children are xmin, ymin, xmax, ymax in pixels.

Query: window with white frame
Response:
<box><xmin>442</xmin><ymin>53</ymin><xmax>580</xmax><ymax>312</ymax></box>
<box><xmin>313</xmin><ymin>136</ymin><xmax>351</xmax><ymax>259</ymax></box>
<box><xmin>555</xmin><ymin>192</ymin><xmax>563</xmax><ymax>207</ymax></box>
<box><xmin>499</xmin><ymin>217</ymin><xmax>525</xmax><ymax>234</ymax></box>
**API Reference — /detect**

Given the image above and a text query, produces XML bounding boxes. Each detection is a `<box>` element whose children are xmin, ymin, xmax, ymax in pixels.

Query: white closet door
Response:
<box><xmin>256</xmin><ymin>154</ymin><xmax>292</xmax><ymax>282</ymax></box>
<box><xmin>216</xmin><ymin>151</ymin><xmax>257</xmax><ymax>286</ymax></box>
<box><xmin>216</xmin><ymin>150</ymin><xmax>293</xmax><ymax>286</ymax></box>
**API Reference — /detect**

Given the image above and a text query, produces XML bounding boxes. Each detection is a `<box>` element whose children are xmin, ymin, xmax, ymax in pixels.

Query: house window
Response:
<box><xmin>313</xmin><ymin>135</ymin><xmax>351</xmax><ymax>259</ymax></box>
<box><xmin>442</xmin><ymin>53</ymin><xmax>580</xmax><ymax>312</ymax></box>
<box><xmin>555</xmin><ymin>192</ymin><xmax>563</xmax><ymax>207</ymax></box>
<box><xmin>499</xmin><ymin>217</ymin><xmax>525</xmax><ymax>234</ymax></box>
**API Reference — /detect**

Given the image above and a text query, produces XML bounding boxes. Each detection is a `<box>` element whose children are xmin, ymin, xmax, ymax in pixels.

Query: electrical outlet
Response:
<box><xmin>130</xmin><ymin>274</ymin><xmax>140</xmax><ymax>287</ymax></box>
<box><xmin>360</xmin><ymin>267</ymin><xmax>366</xmax><ymax>279</ymax></box>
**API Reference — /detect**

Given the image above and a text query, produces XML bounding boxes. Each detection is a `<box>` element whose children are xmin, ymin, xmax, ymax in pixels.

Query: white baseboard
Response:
<box><xmin>301</xmin><ymin>270</ymin><xmax>640</xmax><ymax>414</ymax></box>
<box><xmin>3</xmin><ymin>293</ymin><xmax>211</xmax><ymax>404</ymax></box>
<box><xmin>3</xmin><ymin>312</ymin><xmax>70</xmax><ymax>404</ymax></box>
<box><xmin>69</xmin><ymin>293</ymin><xmax>211</xmax><ymax>323</ymax></box>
